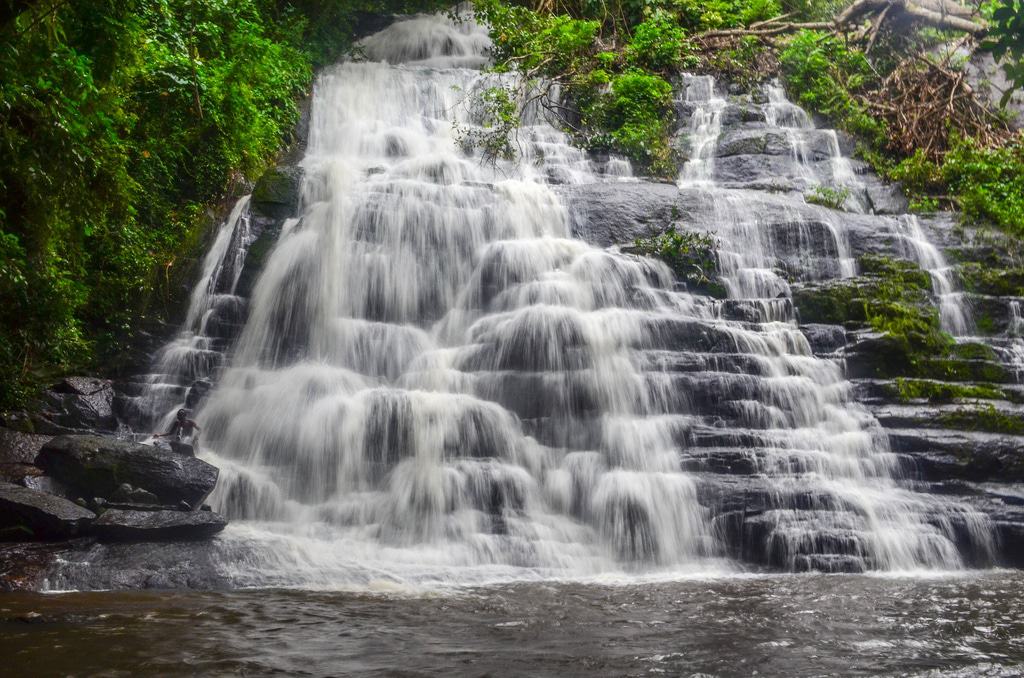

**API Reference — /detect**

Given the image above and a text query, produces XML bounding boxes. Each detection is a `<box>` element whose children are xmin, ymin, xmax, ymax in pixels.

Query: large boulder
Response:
<box><xmin>33</xmin><ymin>377</ymin><xmax>117</xmax><ymax>434</ymax></box>
<box><xmin>0</xmin><ymin>481</ymin><xmax>95</xmax><ymax>540</ymax></box>
<box><xmin>251</xmin><ymin>164</ymin><xmax>304</xmax><ymax>220</ymax></box>
<box><xmin>0</xmin><ymin>428</ymin><xmax>51</xmax><ymax>484</ymax></box>
<box><xmin>36</xmin><ymin>435</ymin><xmax>219</xmax><ymax>507</ymax></box>
<box><xmin>91</xmin><ymin>509</ymin><xmax>227</xmax><ymax>542</ymax></box>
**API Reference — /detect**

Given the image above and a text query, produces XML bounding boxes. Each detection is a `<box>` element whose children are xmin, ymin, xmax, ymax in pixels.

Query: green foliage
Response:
<box><xmin>633</xmin><ymin>226</ymin><xmax>724</xmax><ymax>296</ymax></box>
<box><xmin>671</xmin><ymin>0</ymin><xmax>780</xmax><ymax>30</ymax></box>
<box><xmin>779</xmin><ymin>30</ymin><xmax>885</xmax><ymax>146</ymax></box>
<box><xmin>473</xmin><ymin>0</ymin><xmax>683</xmax><ymax>175</ymax></box>
<box><xmin>606</xmin><ymin>70</ymin><xmax>676</xmax><ymax>172</ymax></box>
<box><xmin>940</xmin><ymin>404</ymin><xmax>1024</xmax><ymax>435</ymax></box>
<box><xmin>458</xmin><ymin>85</ymin><xmax>520</xmax><ymax>163</ymax></box>
<box><xmin>804</xmin><ymin>184</ymin><xmax>851</xmax><ymax>210</ymax></box>
<box><xmin>625</xmin><ymin>10</ymin><xmax>688</xmax><ymax>72</ymax></box>
<box><xmin>941</xmin><ymin>135</ymin><xmax>1024</xmax><ymax>236</ymax></box>
<box><xmin>886</xmin><ymin>135</ymin><xmax>1024</xmax><ymax>234</ymax></box>
<box><xmin>985</xmin><ymin>0</ymin><xmax>1024</xmax><ymax>106</ymax></box>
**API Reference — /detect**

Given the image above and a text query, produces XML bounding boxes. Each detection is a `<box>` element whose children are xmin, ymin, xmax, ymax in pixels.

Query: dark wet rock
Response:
<box><xmin>0</xmin><ymin>427</ymin><xmax>51</xmax><ymax>465</ymax></box>
<box><xmin>184</xmin><ymin>378</ymin><xmax>214</xmax><ymax>410</ymax></box>
<box><xmin>564</xmin><ymin>181</ymin><xmax>683</xmax><ymax>246</ymax></box>
<box><xmin>715</xmin><ymin>128</ymin><xmax>838</xmax><ymax>161</ymax></box>
<box><xmin>33</xmin><ymin>377</ymin><xmax>117</xmax><ymax>434</ymax></box>
<box><xmin>712</xmin><ymin>154</ymin><xmax>801</xmax><ymax>187</ymax></box>
<box><xmin>112</xmin><ymin>483</ymin><xmax>159</xmax><ymax>505</ymax></box>
<box><xmin>0</xmin><ymin>463</ymin><xmax>44</xmax><ymax>485</ymax></box>
<box><xmin>718</xmin><ymin>103</ymin><xmax>767</xmax><ymax>126</ymax></box>
<box><xmin>967</xmin><ymin>294</ymin><xmax>1022</xmax><ymax>335</ymax></box>
<box><xmin>714</xmin><ymin>129</ymin><xmax>771</xmax><ymax>157</ymax></box>
<box><xmin>863</xmin><ymin>175</ymin><xmax>910</xmax><ymax>214</ymax></box>
<box><xmin>844</xmin><ymin>334</ymin><xmax>1014</xmax><ymax>383</ymax></box>
<box><xmin>91</xmin><ymin>509</ymin><xmax>227</xmax><ymax>542</ymax></box>
<box><xmin>0</xmin><ymin>538</ymin><xmax>231</xmax><ymax>590</ymax></box>
<box><xmin>235</xmin><ymin>217</ymin><xmax>286</xmax><ymax>298</ymax></box>
<box><xmin>0</xmin><ymin>428</ymin><xmax>51</xmax><ymax>484</ymax></box>
<box><xmin>719</xmin><ymin>298</ymin><xmax>793</xmax><ymax>323</ymax></box>
<box><xmin>564</xmin><ymin>181</ymin><xmax>905</xmax><ymax>274</ymax></box>
<box><xmin>0</xmin><ymin>541</ymin><xmax>85</xmax><ymax>591</ymax></box>
<box><xmin>887</xmin><ymin>428</ymin><xmax>1024</xmax><ymax>482</ymax></box>
<box><xmin>0</xmin><ymin>481</ymin><xmax>95</xmax><ymax>540</ymax></box>
<box><xmin>800</xmin><ymin>324</ymin><xmax>848</xmax><ymax>355</ymax></box>
<box><xmin>36</xmin><ymin>435</ymin><xmax>219</xmax><ymax>507</ymax></box>
<box><xmin>252</xmin><ymin>165</ymin><xmax>304</xmax><ymax>219</ymax></box>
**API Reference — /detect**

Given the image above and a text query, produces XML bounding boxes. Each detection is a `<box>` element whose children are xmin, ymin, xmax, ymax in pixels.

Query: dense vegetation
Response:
<box><xmin>0</xmin><ymin>0</ymin><xmax>445</xmax><ymax>407</ymax></box>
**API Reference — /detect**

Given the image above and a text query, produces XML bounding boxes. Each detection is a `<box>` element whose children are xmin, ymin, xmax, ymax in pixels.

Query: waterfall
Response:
<box><xmin>893</xmin><ymin>215</ymin><xmax>974</xmax><ymax>336</ymax></box>
<box><xmin>141</xmin><ymin>15</ymin><xmax>996</xmax><ymax>585</ymax></box>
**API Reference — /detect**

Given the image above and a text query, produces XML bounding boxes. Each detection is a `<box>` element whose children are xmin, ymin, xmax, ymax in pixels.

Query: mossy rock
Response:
<box><xmin>959</xmin><ymin>262</ymin><xmax>1024</xmax><ymax>297</ymax></box>
<box><xmin>252</xmin><ymin>165</ymin><xmax>304</xmax><ymax>219</ymax></box>
<box><xmin>884</xmin><ymin>378</ymin><xmax>1007</xmax><ymax>403</ymax></box>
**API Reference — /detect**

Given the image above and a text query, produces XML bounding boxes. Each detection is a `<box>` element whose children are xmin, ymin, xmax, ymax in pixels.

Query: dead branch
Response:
<box><xmin>699</xmin><ymin>0</ymin><xmax>986</xmax><ymax>42</ymax></box>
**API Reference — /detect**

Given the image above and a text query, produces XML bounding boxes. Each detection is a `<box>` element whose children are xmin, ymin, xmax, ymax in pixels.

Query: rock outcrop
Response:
<box><xmin>0</xmin><ymin>482</ymin><xmax>95</xmax><ymax>540</ymax></box>
<box><xmin>33</xmin><ymin>377</ymin><xmax>117</xmax><ymax>434</ymax></box>
<box><xmin>36</xmin><ymin>435</ymin><xmax>219</xmax><ymax>507</ymax></box>
<box><xmin>91</xmin><ymin>508</ymin><xmax>227</xmax><ymax>542</ymax></box>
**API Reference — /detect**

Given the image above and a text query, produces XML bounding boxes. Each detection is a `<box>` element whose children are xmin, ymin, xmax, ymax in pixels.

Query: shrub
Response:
<box><xmin>779</xmin><ymin>30</ymin><xmax>886</xmax><ymax>146</ymax></box>
<box><xmin>633</xmin><ymin>227</ymin><xmax>724</xmax><ymax>295</ymax></box>
<box><xmin>804</xmin><ymin>184</ymin><xmax>851</xmax><ymax>210</ymax></box>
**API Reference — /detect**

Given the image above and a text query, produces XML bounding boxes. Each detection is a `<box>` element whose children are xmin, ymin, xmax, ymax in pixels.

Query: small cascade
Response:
<box><xmin>123</xmin><ymin>196</ymin><xmax>255</xmax><ymax>431</ymax></box>
<box><xmin>893</xmin><ymin>214</ymin><xmax>974</xmax><ymax>336</ymax></box>
<box><xmin>679</xmin><ymin>75</ymin><xmax>726</xmax><ymax>185</ymax></box>
<box><xmin>763</xmin><ymin>84</ymin><xmax>867</xmax><ymax>213</ymax></box>
<box><xmin>1007</xmin><ymin>301</ymin><xmax>1024</xmax><ymax>379</ymax></box>
<box><xmin>680</xmin><ymin>78</ymin><xmax>856</xmax><ymax>299</ymax></box>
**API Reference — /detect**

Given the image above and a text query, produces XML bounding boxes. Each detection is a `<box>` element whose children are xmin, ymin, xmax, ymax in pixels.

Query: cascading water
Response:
<box><xmin>763</xmin><ymin>84</ymin><xmax>868</xmax><ymax>214</ymax></box>
<box><xmin>762</xmin><ymin>84</ymin><xmax>973</xmax><ymax>336</ymax></box>
<box><xmin>189</xmin><ymin>15</ymin><xmax>718</xmax><ymax>585</ymax></box>
<box><xmin>123</xmin><ymin>196</ymin><xmax>255</xmax><ymax>432</ymax></box>
<box><xmin>673</xmin><ymin>75</ymin><xmax>992</xmax><ymax>573</ymax></box>
<box><xmin>137</xmin><ymin>15</ymin><xmax>997</xmax><ymax>585</ymax></box>
<box><xmin>893</xmin><ymin>214</ymin><xmax>974</xmax><ymax>336</ymax></box>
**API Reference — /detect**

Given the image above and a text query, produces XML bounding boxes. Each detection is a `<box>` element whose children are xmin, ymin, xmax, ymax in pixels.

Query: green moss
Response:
<box><xmin>915</xmin><ymin>358</ymin><xmax>1013</xmax><ymax>383</ymax></box>
<box><xmin>949</xmin><ymin>342</ymin><xmax>998</xmax><ymax>362</ymax></box>
<box><xmin>939</xmin><ymin>404</ymin><xmax>1024</xmax><ymax>435</ymax></box>
<box><xmin>958</xmin><ymin>262</ymin><xmax>1024</xmax><ymax>297</ymax></box>
<box><xmin>888</xmin><ymin>378</ymin><xmax>1006</xmax><ymax>403</ymax></box>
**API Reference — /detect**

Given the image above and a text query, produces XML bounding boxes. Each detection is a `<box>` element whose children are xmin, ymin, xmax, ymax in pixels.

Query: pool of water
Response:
<box><xmin>3</xmin><ymin>572</ymin><xmax>1023</xmax><ymax>676</ymax></box>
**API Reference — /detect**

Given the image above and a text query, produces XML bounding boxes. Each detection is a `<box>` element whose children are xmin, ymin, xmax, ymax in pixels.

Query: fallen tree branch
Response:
<box><xmin>699</xmin><ymin>0</ymin><xmax>985</xmax><ymax>41</ymax></box>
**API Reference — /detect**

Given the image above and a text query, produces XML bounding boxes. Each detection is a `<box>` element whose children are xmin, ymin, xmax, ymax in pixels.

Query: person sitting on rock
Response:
<box><xmin>156</xmin><ymin>408</ymin><xmax>201</xmax><ymax>446</ymax></box>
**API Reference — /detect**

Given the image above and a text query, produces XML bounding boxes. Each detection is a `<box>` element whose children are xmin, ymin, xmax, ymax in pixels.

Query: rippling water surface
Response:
<box><xmin>3</xmin><ymin>572</ymin><xmax>1023</xmax><ymax>676</ymax></box>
